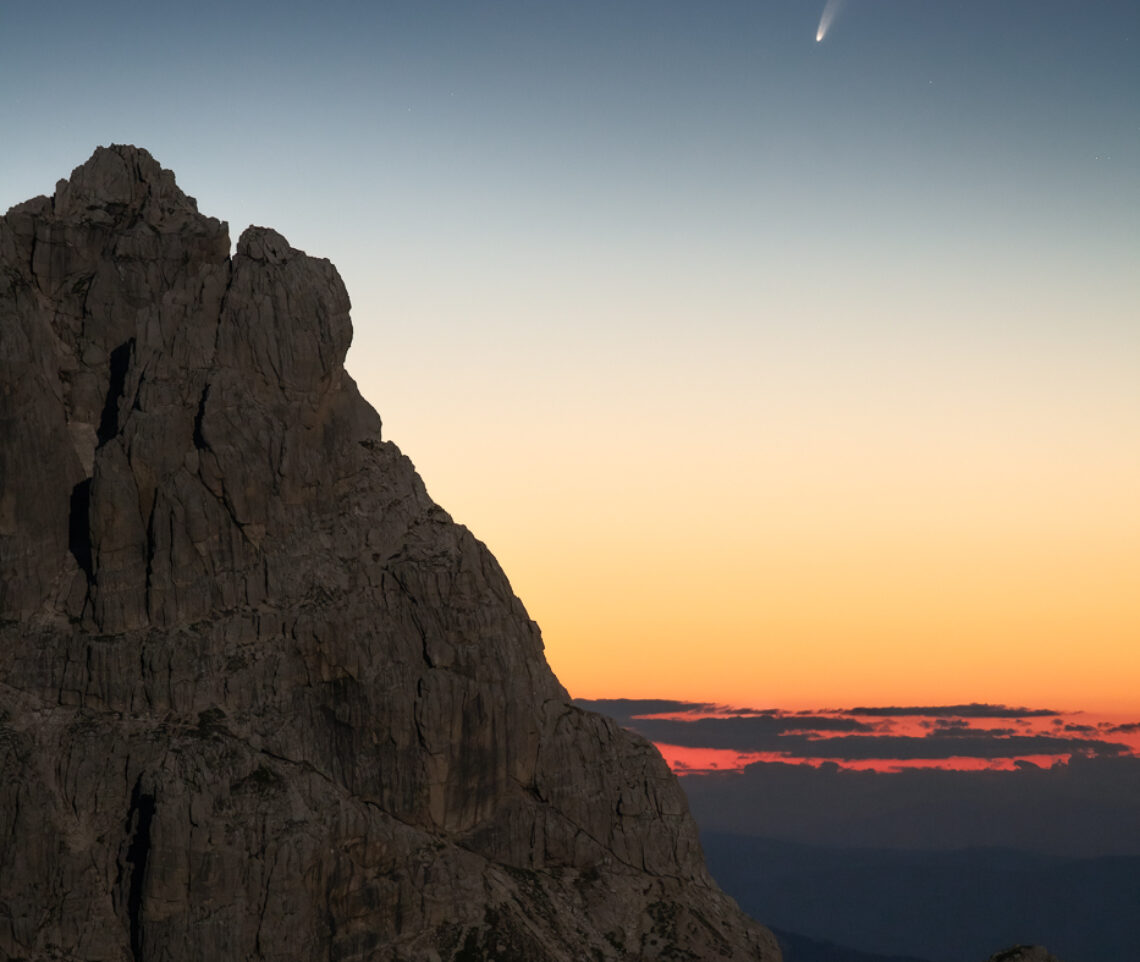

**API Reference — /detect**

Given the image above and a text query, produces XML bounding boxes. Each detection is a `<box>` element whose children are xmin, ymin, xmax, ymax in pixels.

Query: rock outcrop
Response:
<box><xmin>985</xmin><ymin>948</ymin><xmax>1064</xmax><ymax>962</ymax></box>
<box><xmin>0</xmin><ymin>145</ymin><xmax>780</xmax><ymax>961</ymax></box>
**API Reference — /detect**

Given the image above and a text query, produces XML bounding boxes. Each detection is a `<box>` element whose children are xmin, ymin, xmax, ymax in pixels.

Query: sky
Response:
<box><xmin>3</xmin><ymin>1</ymin><xmax>1137</xmax><ymax>712</ymax></box>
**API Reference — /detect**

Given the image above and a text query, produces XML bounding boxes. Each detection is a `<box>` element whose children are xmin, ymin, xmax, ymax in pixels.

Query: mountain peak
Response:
<box><xmin>50</xmin><ymin>144</ymin><xmax>208</xmax><ymax>227</ymax></box>
<box><xmin>0</xmin><ymin>147</ymin><xmax>780</xmax><ymax>960</ymax></box>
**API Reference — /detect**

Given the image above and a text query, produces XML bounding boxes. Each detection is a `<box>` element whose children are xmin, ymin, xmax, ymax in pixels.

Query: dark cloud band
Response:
<box><xmin>847</xmin><ymin>704</ymin><xmax>1061</xmax><ymax>718</ymax></box>
<box><xmin>577</xmin><ymin>699</ymin><xmax>1133</xmax><ymax>762</ymax></box>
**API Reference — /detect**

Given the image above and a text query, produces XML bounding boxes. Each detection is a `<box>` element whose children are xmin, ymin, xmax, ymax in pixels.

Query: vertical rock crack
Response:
<box><xmin>122</xmin><ymin>779</ymin><xmax>156</xmax><ymax>962</ymax></box>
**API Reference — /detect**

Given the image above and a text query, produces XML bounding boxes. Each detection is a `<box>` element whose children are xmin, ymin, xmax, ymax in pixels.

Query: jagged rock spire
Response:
<box><xmin>0</xmin><ymin>146</ymin><xmax>780</xmax><ymax>960</ymax></box>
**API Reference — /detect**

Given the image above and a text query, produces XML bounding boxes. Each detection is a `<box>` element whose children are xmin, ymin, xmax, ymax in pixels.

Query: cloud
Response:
<box><xmin>578</xmin><ymin>699</ymin><xmax>1137</xmax><ymax>765</ymax></box>
<box><xmin>745</xmin><ymin>732</ymin><xmax>1130</xmax><ymax>761</ymax></box>
<box><xmin>1108</xmin><ymin>722</ymin><xmax>1140</xmax><ymax>734</ymax></box>
<box><xmin>848</xmin><ymin>704</ymin><xmax>1061</xmax><ymax>718</ymax></box>
<box><xmin>573</xmin><ymin>698</ymin><xmax>716</xmax><ymax>721</ymax></box>
<box><xmin>645</xmin><ymin>725</ymin><xmax>1128</xmax><ymax>761</ymax></box>
<box><xmin>929</xmin><ymin>724</ymin><xmax>1018</xmax><ymax>737</ymax></box>
<box><xmin>576</xmin><ymin>707</ymin><xmax>874</xmax><ymax>754</ymax></box>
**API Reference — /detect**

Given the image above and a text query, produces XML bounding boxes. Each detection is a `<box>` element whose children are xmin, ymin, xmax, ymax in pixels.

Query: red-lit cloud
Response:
<box><xmin>575</xmin><ymin>700</ymin><xmax>1140</xmax><ymax>774</ymax></box>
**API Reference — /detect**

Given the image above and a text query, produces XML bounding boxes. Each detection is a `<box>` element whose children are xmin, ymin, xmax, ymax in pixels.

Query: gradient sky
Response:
<box><xmin>3</xmin><ymin>1</ymin><xmax>1137</xmax><ymax>711</ymax></box>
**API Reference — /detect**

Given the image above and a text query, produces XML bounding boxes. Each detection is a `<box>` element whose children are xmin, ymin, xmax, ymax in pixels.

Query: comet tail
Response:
<box><xmin>816</xmin><ymin>0</ymin><xmax>844</xmax><ymax>43</ymax></box>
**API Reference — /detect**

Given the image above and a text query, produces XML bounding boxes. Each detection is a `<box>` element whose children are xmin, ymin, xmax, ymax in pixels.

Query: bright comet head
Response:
<box><xmin>815</xmin><ymin>0</ymin><xmax>843</xmax><ymax>43</ymax></box>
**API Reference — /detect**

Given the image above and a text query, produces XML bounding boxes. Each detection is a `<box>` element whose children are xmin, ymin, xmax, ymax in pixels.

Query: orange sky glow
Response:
<box><xmin>364</xmin><ymin>307</ymin><xmax>1139</xmax><ymax>715</ymax></box>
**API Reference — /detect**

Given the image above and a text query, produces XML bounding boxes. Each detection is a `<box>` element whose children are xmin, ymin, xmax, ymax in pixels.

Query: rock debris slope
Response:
<box><xmin>0</xmin><ymin>145</ymin><xmax>780</xmax><ymax>961</ymax></box>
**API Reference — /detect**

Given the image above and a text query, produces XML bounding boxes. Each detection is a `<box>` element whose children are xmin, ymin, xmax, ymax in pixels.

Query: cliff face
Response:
<box><xmin>0</xmin><ymin>145</ymin><xmax>779</xmax><ymax>961</ymax></box>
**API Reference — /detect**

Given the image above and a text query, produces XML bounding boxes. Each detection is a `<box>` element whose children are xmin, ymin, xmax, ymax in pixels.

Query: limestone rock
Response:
<box><xmin>0</xmin><ymin>145</ymin><xmax>780</xmax><ymax>961</ymax></box>
<box><xmin>985</xmin><ymin>947</ymin><xmax>1065</xmax><ymax>962</ymax></box>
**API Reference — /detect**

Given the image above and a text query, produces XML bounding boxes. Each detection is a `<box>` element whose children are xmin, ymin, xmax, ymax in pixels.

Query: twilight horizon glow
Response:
<box><xmin>2</xmin><ymin>1</ymin><xmax>1137</xmax><ymax>715</ymax></box>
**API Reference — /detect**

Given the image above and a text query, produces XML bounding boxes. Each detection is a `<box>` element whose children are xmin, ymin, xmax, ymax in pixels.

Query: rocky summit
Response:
<box><xmin>0</xmin><ymin>146</ymin><xmax>780</xmax><ymax>961</ymax></box>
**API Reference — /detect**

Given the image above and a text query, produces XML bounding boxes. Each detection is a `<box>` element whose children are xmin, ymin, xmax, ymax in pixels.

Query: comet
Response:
<box><xmin>816</xmin><ymin>0</ymin><xmax>845</xmax><ymax>42</ymax></box>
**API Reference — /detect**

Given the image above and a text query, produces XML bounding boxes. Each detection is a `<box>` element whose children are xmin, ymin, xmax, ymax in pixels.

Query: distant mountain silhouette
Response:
<box><xmin>702</xmin><ymin>833</ymin><xmax>1138</xmax><ymax>962</ymax></box>
<box><xmin>770</xmin><ymin>926</ymin><xmax>934</xmax><ymax>962</ymax></box>
<box><xmin>681</xmin><ymin>756</ymin><xmax>1140</xmax><ymax>856</ymax></box>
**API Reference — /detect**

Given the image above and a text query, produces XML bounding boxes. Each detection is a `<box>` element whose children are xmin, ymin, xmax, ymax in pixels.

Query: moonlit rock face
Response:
<box><xmin>0</xmin><ymin>146</ymin><xmax>781</xmax><ymax>960</ymax></box>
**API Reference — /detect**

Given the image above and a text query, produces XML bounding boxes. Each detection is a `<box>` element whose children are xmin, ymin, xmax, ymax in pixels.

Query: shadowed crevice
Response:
<box><xmin>192</xmin><ymin>383</ymin><xmax>210</xmax><ymax>451</ymax></box>
<box><xmin>98</xmin><ymin>339</ymin><xmax>134</xmax><ymax>445</ymax></box>
<box><xmin>69</xmin><ymin>479</ymin><xmax>93</xmax><ymax>583</ymax></box>
<box><xmin>124</xmin><ymin>780</ymin><xmax>156</xmax><ymax>962</ymax></box>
